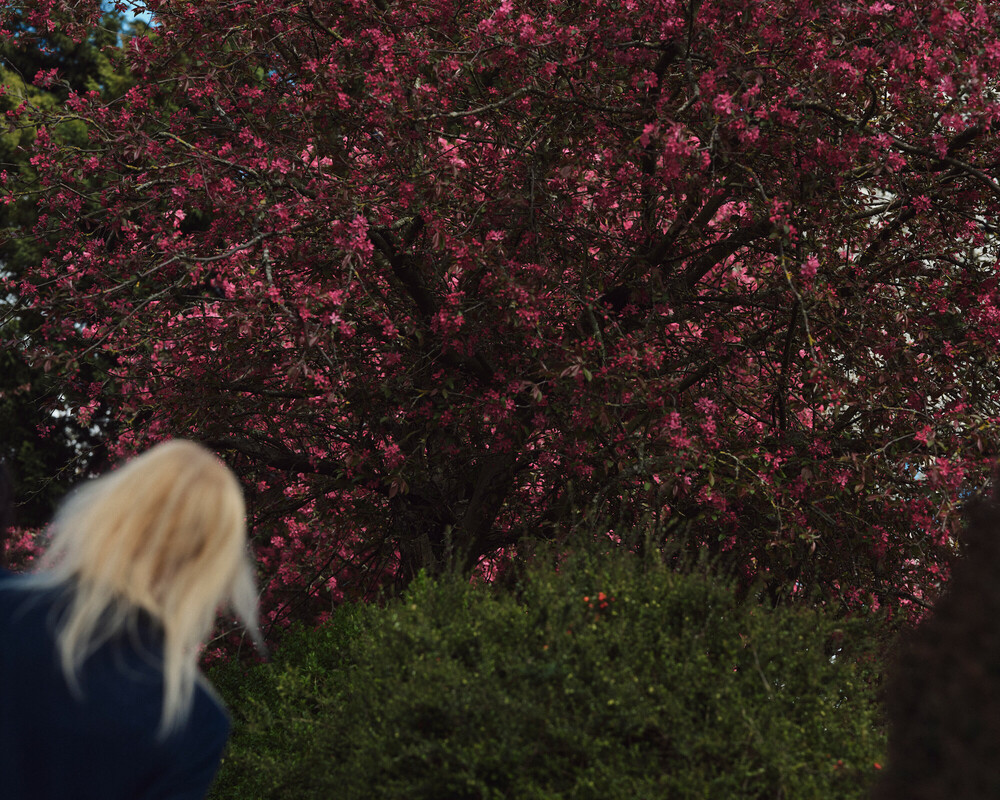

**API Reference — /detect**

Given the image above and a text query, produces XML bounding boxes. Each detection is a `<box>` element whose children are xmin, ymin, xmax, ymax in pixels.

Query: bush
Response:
<box><xmin>208</xmin><ymin>553</ymin><xmax>886</xmax><ymax>799</ymax></box>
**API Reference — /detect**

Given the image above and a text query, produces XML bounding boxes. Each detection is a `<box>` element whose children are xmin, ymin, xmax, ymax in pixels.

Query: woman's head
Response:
<box><xmin>35</xmin><ymin>440</ymin><xmax>261</xmax><ymax>735</ymax></box>
<box><xmin>47</xmin><ymin>439</ymin><xmax>252</xmax><ymax>622</ymax></box>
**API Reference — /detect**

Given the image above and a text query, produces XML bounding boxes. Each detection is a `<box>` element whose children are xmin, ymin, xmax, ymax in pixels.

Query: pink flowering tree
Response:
<box><xmin>5</xmin><ymin>0</ymin><xmax>1000</xmax><ymax>625</ymax></box>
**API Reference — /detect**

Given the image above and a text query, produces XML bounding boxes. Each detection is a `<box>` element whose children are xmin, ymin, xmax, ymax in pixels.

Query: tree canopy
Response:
<box><xmin>4</xmin><ymin>0</ymin><xmax>1000</xmax><ymax>625</ymax></box>
<box><xmin>0</xmin><ymin>9</ymin><xmax>134</xmax><ymax>526</ymax></box>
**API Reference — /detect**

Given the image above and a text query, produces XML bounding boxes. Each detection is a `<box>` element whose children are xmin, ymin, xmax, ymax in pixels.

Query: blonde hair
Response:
<box><xmin>25</xmin><ymin>439</ymin><xmax>261</xmax><ymax>737</ymax></box>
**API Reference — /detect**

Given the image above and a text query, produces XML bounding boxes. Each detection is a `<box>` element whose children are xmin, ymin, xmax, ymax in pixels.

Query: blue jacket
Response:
<box><xmin>0</xmin><ymin>569</ymin><xmax>230</xmax><ymax>799</ymax></box>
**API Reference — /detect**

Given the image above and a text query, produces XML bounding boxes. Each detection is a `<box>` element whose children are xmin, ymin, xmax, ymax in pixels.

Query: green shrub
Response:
<box><xmin>208</xmin><ymin>553</ymin><xmax>886</xmax><ymax>799</ymax></box>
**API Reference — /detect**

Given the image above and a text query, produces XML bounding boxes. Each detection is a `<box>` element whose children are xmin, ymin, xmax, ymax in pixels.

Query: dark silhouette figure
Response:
<box><xmin>875</xmin><ymin>483</ymin><xmax>1000</xmax><ymax>799</ymax></box>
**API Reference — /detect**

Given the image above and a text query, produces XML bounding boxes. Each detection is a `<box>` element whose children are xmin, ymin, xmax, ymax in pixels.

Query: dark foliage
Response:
<box><xmin>0</xmin><ymin>12</ymin><xmax>133</xmax><ymax>526</ymax></box>
<box><xmin>0</xmin><ymin>460</ymin><xmax>12</xmax><ymax>533</ymax></box>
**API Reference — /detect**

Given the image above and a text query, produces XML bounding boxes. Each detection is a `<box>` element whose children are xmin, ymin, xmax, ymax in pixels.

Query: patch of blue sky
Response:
<box><xmin>100</xmin><ymin>0</ymin><xmax>154</xmax><ymax>27</ymax></box>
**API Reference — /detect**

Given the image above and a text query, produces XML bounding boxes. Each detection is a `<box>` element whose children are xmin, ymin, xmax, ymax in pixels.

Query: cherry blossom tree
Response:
<box><xmin>0</xmin><ymin>8</ymin><xmax>132</xmax><ymax>526</ymax></box>
<box><xmin>5</xmin><ymin>0</ymin><xmax>1000</xmax><ymax>624</ymax></box>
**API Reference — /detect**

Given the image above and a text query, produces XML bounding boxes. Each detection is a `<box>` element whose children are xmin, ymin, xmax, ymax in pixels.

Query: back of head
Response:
<box><xmin>47</xmin><ymin>439</ymin><xmax>249</xmax><ymax>616</ymax></box>
<box><xmin>34</xmin><ymin>440</ymin><xmax>260</xmax><ymax>736</ymax></box>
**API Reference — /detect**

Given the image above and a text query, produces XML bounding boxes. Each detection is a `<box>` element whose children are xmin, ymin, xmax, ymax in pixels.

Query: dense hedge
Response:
<box><xmin>208</xmin><ymin>553</ymin><xmax>886</xmax><ymax>799</ymax></box>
